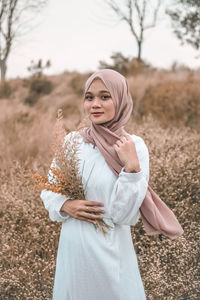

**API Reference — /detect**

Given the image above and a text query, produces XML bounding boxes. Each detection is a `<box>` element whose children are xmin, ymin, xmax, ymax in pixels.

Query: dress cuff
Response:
<box><xmin>119</xmin><ymin>166</ymin><xmax>144</xmax><ymax>182</ymax></box>
<box><xmin>55</xmin><ymin>195</ymin><xmax>70</xmax><ymax>221</ymax></box>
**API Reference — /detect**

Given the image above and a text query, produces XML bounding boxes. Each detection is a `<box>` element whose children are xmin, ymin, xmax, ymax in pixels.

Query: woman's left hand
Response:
<box><xmin>113</xmin><ymin>134</ymin><xmax>140</xmax><ymax>173</ymax></box>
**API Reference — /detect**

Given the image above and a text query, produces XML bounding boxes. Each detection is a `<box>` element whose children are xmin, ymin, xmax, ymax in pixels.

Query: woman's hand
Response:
<box><xmin>60</xmin><ymin>199</ymin><xmax>105</xmax><ymax>225</ymax></box>
<box><xmin>113</xmin><ymin>134</ymin><xmax>140</xmax><ymax>172</ymax></box>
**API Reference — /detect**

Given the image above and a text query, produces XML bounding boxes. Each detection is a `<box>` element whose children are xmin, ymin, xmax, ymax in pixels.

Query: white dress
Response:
<box><xmin>40</xmin><ymin>131</ymin><xmax>150</xmax><ymax>300</ymax></box>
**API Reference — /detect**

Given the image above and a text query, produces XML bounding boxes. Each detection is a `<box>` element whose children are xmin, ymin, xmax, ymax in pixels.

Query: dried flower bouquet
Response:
<box><xmin>33</xmin><ymin>109</ymin><xmax>112</xmax><ymax>236</ymax></box>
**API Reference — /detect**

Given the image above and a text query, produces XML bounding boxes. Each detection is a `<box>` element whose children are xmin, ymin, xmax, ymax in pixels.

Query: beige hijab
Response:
<box><xmin>80</xmin><ymin>69</ymin><xmax>184</xmax><ymax>240</ymax></box>
<box><xmin>80</xmin><ymin>69</ymin><xmax>132</xmax><ymax>176</ymax></box>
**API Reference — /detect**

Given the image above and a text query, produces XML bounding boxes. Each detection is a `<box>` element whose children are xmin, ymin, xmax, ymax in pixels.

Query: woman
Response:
<box><xmin>40</xmin><ymin>69</ymin><xmax>150</xmax><ymax>299</ymax></box>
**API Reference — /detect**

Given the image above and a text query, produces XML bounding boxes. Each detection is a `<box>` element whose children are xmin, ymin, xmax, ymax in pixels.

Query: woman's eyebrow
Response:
<box><xmin>85</xmin><ymin>90</ymin><xmax>110</xmax><ymax>94</ymax></box>
<box><xmin>99</xmin><ymin>90</ymin><xmax>110</xmax><ymax>93</ymax></box>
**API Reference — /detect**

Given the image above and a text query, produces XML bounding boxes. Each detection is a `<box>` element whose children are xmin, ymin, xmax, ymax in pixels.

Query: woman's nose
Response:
<box><xmin>92</xmin><ymin>97</ymin><xmax>101</xmax><ymax>107</ymax></box>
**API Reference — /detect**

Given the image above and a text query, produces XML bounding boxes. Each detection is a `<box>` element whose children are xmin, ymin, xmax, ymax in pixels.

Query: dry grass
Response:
<box><xmin>0</xmin><ymin>69</ymin><xmax>199</xmax><ymax>299</ymax></box>
<box><xmin>128</xmin><ymin>69</ymin><xmax>200</xmax><ymax>129</ymax></box>
<box><xmin>126</xmin><ymin>115</ymin><xmax>199</xmax><ymax>300</ymax></box>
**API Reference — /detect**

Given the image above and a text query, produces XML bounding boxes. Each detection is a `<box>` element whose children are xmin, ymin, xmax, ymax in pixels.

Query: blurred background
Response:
<box><xmin>0</xmin><ymin>0</ymin><xmax>199</xmax><ymax>299</ymax></box>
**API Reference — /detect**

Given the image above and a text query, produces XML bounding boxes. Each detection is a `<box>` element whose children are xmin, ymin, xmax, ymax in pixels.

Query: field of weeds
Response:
<box><xmin>0</xmin><ymin>69</ymin><xmax>199</xmax><ymax>299</ymax></box>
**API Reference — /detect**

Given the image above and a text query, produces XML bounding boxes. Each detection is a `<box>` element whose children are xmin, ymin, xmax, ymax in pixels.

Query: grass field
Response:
<box><xmin>0</xmin><ymin>68</ymin><xmax>199</xmax><ymax>299</ymax></box>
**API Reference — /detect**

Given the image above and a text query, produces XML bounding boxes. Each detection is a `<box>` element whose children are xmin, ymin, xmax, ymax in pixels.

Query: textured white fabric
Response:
<box><xmin>40</xmin><ymin>131</ymin><xmax>149</xmax><ymax>300</ymax></box>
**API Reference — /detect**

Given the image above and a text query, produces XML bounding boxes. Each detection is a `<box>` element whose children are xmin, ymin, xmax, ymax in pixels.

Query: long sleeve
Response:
<box><xmin>40</xmin><ymin>132</ymin><xmax>78</xmax><ymax>223</ymax></box>
<box><xmin>40</xmin><ymin>189</ymin><xmax>70</xmax><ymax>222</ymax></box>
<box><xmin>108</xmin><ymin>136</ymin><xmax>150</xmax><ymax>226</ymax></box>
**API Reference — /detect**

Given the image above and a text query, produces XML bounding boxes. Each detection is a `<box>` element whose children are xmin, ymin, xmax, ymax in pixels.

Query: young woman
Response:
<box><xmin>40</xmin><ymin>69</ymin><xmax>150</xmax><ymax>299</ymax></box>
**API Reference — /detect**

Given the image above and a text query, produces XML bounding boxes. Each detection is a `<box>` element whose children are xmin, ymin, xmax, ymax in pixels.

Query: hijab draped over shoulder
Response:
<box><xmin>79</xmin><ymin>69</ymin><xmax>184</xmax><ymax>240</ymax></box>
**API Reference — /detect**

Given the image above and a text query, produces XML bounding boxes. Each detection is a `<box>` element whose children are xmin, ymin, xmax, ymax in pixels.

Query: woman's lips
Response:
<box><xmin>91</xmin><ymin>112</ymin><xmax>104</xmax><ymax>117</ymax></box>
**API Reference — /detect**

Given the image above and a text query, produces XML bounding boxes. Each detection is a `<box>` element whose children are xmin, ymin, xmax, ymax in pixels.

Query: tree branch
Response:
<box><xmin>0</xmin><ymin>0</ymin><xmax>49</xmax><ymax>80</ymax></box>
<box><xmin>144</xmin><ymin>0</ymin><xmax>161</xmax><ymax>30</ymax></box>
<box><xmin>104</xmin><ymin>0</ymin><xmax>162</xmax><ymax>59</ymax></box>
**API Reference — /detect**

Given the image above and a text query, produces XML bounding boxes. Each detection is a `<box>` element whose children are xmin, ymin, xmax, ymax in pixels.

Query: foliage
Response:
<box><xmin>27</xmin><ymin>59</ymin><xmax>51</xmax><ymax>77</ymax></box>
<box><xmin>134</xmin><ymin>77</ymin><xmax>200</xmax><ymax>129</ymax></box>
<box><xmin>29</xmin><ymin>77</ymin><xmax>52</xmax><ymax>94</ymax></box>
<box><xmin>24</xmin><ymin>76</ymin><xmax>53</xmax><ymax>106</ymax></box>
<box><xmin>166</xmin><ymin>0</ymin><xmax>200</xmax><ymax>51</ymax></box>
<box><xmin>99</xmin><ymin>52</ymin><xmax>152</xmax><ymax>76</ymax></box>
<box><xmin>99</xmin><ymin>52</ymin><xmax>130</xmax><ymax>75</ymax></box>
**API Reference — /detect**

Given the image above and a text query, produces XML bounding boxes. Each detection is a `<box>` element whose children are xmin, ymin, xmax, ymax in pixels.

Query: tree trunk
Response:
<box><xmin>137</xmin><ymin>40</ymin><xmax>142</xmax><ymax>61</ymax></box>
<box><xmin>0</xmin><ymin>60</ymin><xmax>7</xmax><ymax>82</ymax></box>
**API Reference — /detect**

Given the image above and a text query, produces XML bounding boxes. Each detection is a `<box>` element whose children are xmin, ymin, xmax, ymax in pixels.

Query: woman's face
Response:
<box><xmin>83</xmin><ymin>79</ymin><xmax>115</xmax><ymax>125</ymax></box>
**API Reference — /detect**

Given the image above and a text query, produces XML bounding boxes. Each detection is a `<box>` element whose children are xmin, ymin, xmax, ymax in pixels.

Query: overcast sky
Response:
<box><xmin>7</xmin><ymin>0</ymin><xmax>200</xmax><ymax>79</ymax></box>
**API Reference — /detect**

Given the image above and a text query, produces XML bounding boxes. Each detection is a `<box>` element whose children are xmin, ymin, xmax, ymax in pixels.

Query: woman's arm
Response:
<box><xmin>108</xmin><ymin>136</ymin><xmax>149</xmax><ymax>226</ymax></box>
<box><xmin>40</xmin><ymin>155</ymin><xmax>71</xmax><ymax>222</ymax></box>
<box><xmin>40</xmin><ymin>189</ymin><xmax>70</xmax><ymax>222</ymax></box>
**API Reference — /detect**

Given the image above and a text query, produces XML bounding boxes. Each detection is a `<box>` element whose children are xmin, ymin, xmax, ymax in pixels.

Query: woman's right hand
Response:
<box><xmin>60</xmin><ymin>199</ymin><xmax>105</xmax><ymax>225</ymax></box>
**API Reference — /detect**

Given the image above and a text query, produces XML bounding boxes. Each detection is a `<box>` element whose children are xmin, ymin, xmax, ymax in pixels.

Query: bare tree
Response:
<box><xmin>0</xmin><ymin>0</ymin><xmax>48</xmax><ymax>81</ymax></box>
<box><xmin>104</xmin><ymin>0</ymin><xmax>162</xmax><ymax>61</ymax></box>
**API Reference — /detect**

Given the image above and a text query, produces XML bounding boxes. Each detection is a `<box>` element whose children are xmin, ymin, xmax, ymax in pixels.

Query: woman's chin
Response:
<box><xmin>90</xmin><ymin>115</ymin><xmax>113</xmax><ymax>125</ymax></box>
<box><xmin>91</xmin><ymin>116</ymin><xmax>106</xmax><ymax>124</ymax></box>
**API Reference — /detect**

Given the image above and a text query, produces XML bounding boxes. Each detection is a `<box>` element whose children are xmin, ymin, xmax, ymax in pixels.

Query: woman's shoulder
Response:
<box><xmin>127</xmin><ymin>132</ymin><xmax>146</xmax><ymax>144</ymax></box>
<box><xmin>126</xmin><ymin>133</ymin><xmax>149</xmax><ymax>152</ymax></box>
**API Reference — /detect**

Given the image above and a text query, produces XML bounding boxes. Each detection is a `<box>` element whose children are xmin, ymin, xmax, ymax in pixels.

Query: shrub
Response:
<box><xmin>127</xmin><ymin>58</ymin><xmax>154</xmax><ymax>76</ymax></box>
<box><xmin>133</xmin><ymin>77</ymin><xmax>200</xmax><ymax>129</ymax></box>
<box><xmin>29</xmin><ymin>77</ymin><xmax>52</xmax><ymax>95</ymax></box>
<box><xmin>70</xmin><ymin>72</ymin><xmax>92</xmax><ymax>96</ymax></box>
<box><xmin>24</xmin><ymin>76</ymin><xmax>53</xmax><ymax>106</ymax></box>
<box><xmin>0</xmin><ymin>82</ymin><xmax>12</xmax><ymax>99</ymax></box>
<box><xmin>99</xmin><ymin>52</ymin><xmax>152</xmax><ymax>76</ymax></box>
<box><xmin>99</xmin><ymin>52</ymin><xmax>130</xmax><ymax>75</ymax></box>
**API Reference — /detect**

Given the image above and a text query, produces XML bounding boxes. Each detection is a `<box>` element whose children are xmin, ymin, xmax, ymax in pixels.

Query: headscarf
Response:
<box><xmin>80</xmin><ymin>69</ymin><xmax>184</xmax><ymax>240</ymax></box>
<box><xmin>80</xmin><ymin>69</ymin><xmax>132</xmax><ymax>176</ymax></box>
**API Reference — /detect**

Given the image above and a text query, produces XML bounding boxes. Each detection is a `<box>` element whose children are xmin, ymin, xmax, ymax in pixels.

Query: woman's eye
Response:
<box><xmin>85</xmin><ymin>95</ymin><xmax>93</xmax><ymax>100</ymax></box>
<box><xmin>102</xmin><ymin>95</ymin><xmax>110</xmax><ymax>100</ymax></box>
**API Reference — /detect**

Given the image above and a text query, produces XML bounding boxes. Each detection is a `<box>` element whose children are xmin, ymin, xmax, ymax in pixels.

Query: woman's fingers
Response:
<box><xmin>120</xmin><ymin>135</ymin><xmax>131</xmax><ymax>143</ymax></box>
<box><xmin>81</xmin><ymin>204</ymin><xmax>105</xmax><ymax>213</ymax></box>
<box><xmin>78</xmin><ymin>216</ymin><xmax>97</xmax><ymax>225</ymax></box>
<box><xmin>86</xmin><ymin>206</ymin><xmax>105</xmax><ymax>214</ymax></box>
<box><xmin>115</xmin><ymin>139</ymin><xmax>123</xmax><ymax>146</ymax></box>
<box><xmin>120</xmin><ymin>136</ymin><xmax>127</xmax><ymax>142</ymax></box>
<box><xmin>62</xmin><ymin>200</ymin><xmax>105</xmax><ymax>225</ymax></box>
<box><xmin>78</xmin><ymin>200</ymin><xmax>105</xmax><ymax>222</ymax></box>
<box><xmin>113</xmin><ymin>144</ymin><xmax>119</xmax><ymax>151</ymax></box>
<box><xmin>81</xmin><ymin>212</ymin><xmax>104</xmax><ymax>220</ymax></box>
<box><xmin>77</xmin><ymin>208</ymin><xmax>104</xmax><ymax>219</ymax></box>
<box><xmin>85</xmin><ymin>200</ymin><xmax>104</xmax><ymax>207</ymax></box>
<box><xmin>115</xmin><ymin>135</ymin><xmax>129</xmax><ymax>147</ymax></box>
